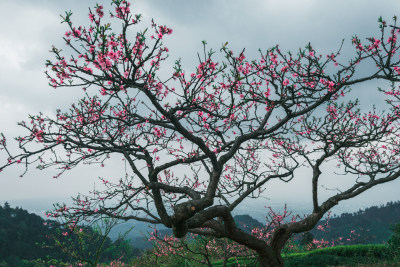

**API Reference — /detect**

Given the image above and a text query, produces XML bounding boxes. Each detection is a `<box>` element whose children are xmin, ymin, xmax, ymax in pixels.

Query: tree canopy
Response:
<box><xmin>2</xmin><ymin>1</ymin><xmax>400</xmax><ymax>266</ymax></box>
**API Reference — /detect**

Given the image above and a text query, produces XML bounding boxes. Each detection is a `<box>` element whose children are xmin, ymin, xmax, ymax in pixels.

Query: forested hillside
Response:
<box><xmin>311</xmin><ymin>201</ymin><xmax>400</xmax><ymax>244</ymax></box>
<box><xmin>0</xmin><ymin>202</ymin><xmax>139</xmax><ymax>266</ymax></box>
<box><xmin>0</xmin><ymin>202</ymin><xmax>65</xmax><ymax>266</ymax></box>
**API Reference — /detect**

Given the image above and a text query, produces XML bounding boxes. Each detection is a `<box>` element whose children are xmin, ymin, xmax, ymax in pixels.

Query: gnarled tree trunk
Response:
<box><xmin>256</xmin><ymin>247</ymin><xmax>284</xmax><ymax>267</ymax></box>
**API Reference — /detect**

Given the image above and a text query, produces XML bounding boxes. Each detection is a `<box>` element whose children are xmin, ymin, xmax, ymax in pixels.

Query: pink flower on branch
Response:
<box><xmin>3</xmin><ymin>5</ymin><xmax>400</xmax><ymax>266</ymax></box>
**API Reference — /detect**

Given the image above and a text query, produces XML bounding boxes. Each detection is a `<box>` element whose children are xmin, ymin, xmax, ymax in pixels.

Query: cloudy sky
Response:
<box><xmin>1</xmin><ymin>0</ymin><xmax>400</xmax><ymax>216</ymax></box>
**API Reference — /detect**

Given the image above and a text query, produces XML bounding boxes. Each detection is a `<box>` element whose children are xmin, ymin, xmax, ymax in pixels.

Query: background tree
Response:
<box><xmin>2</xmin><ymin>1</ymin><xmax>400</xmax><ymax>266</ymax></box>
<box><xmin>299</xmin><ymin>232</ymin><xmax>315</xmax><ymax>251</ymax></box>
<box><xmin>388</xmin><ymin>221</ymin><xmax>400</xmax><ymax>258</ymax></box>
<box><xmin>148</xmin><ymin>225</ymin><xmax>257</xmax><ymax>266</ymax></box>
<box><xmin>48</xmin><ymin>215</ymin><xmax>129</xmax><ymax>266</ymax></box>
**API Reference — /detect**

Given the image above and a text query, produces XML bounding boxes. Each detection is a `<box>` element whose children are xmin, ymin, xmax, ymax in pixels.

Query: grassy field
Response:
<box><xmin>211</xmin><ymin>244</ymin><xmax>399</xmax><ymax>267</ymax></box>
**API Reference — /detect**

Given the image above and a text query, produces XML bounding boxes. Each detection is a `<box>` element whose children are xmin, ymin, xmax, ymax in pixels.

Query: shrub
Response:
<box><xmin>388</xmin><ymin>221</ymin><xmax>400</xmax><ymax>258</ymax></box>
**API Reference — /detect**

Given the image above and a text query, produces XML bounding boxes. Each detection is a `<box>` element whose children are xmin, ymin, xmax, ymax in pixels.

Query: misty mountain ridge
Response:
<box><xmin>2</xmin><ymin>200</ymin><xmax>399</xmax><ymax>251</ymax></box>
<box><xmin>108</xmin><ymin>201</ymin><xmax>400</xmax><ymax>249</ymax></box>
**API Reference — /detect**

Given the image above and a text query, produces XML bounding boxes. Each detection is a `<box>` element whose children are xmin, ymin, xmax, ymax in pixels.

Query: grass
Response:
<box><xmin>211</xmin><ymin>244</ymin><xmax>399</xmax><ymax>267</ymax></box>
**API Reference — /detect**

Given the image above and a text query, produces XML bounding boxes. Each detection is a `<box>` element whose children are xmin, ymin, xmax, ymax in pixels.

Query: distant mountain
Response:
<box><xmin>108</xmin><ymin>220</ymin><xmax>168</xmax><ymax>250</ymax></box>
<box><xmin>235</xmin><ymin>214</ymin><xmax>265</xmax><ymax>232</ymax></box>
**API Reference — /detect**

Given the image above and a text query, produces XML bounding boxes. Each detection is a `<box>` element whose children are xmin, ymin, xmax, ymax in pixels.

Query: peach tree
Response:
<box><xmin>2</xmin><ymin>1</ymin><xmax>400</xmax><ymax>266</ymax></box>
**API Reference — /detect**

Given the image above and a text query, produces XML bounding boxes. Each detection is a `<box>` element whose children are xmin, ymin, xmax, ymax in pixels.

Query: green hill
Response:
<box><xmin>311</xmin><ymin>201</ymin><xmax>400</xmax><ymax>244</ymax></box>
<box><xmin>0</xmin><ymin>202</ymin><xmax>139</xmax><ymax>266</ymax></box>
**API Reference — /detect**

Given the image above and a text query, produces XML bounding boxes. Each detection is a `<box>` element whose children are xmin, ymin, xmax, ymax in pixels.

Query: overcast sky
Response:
<box><xmin>1</xmin><ymin>0</ymin><xmax>400</xmax><ymax>215</ymax></box>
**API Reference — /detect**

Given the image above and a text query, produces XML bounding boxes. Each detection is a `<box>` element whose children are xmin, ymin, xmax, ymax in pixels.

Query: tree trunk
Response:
<box><xmin>256</xmin><ymin>227</ymin><xmax>293</xmax><ymax>266</ymax></box>
<box><xmin>257</xmin><ymin>250</ymin><xmax>284</xmax><ymax>267</ymax></box>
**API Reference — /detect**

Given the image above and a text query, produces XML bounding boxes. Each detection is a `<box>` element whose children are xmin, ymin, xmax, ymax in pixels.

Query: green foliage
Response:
<box><xmin>388</xmin><ymin>221</ymin><xmax>400</xmax><ymax>258</ymax></box>
<box><xmin>51</xmin><ymin>223</ymin><xmax>115</xmax><ymax>266</ymax></box>
<box><xmin>299</xmin><ymin>232</ymin><xmax>314</xmax><ymax>248</ymax></box>
<box><xmin>302</xmin><ymin>244</ymin><xmax>388</xmax><ymax>258</ymax></box>
<box><xmin>0</xmin><ymin>202</ymin><xmax>66</xmax><ymax>265</ymax></box>
<box><xmin>284</xmin><ymin>244</ymin><xmax>390</xmax><ymax>267</ymax></box>
<box><xmin>212</xmin><ymin>256</ymin><xmax>257</xmax><ymax>267</ymax></box>
<box><xmin>294</xmin><ymin>231</ymin><xmax>317</xmax><ymax>252</ymax></box>
<box><xmin>127</xmin><ymin>248</ymin><xmax>186</xmax><ymax>267</ymax></box>
<box><xmin>211</xmin><ymin>244</ymin><xmax>391</xmax><ymax>267</ymax></box>
<box><xmin>285</xmin><ymin>254</ymin><xmax>360</xmax><ymax>267</ymax></box>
